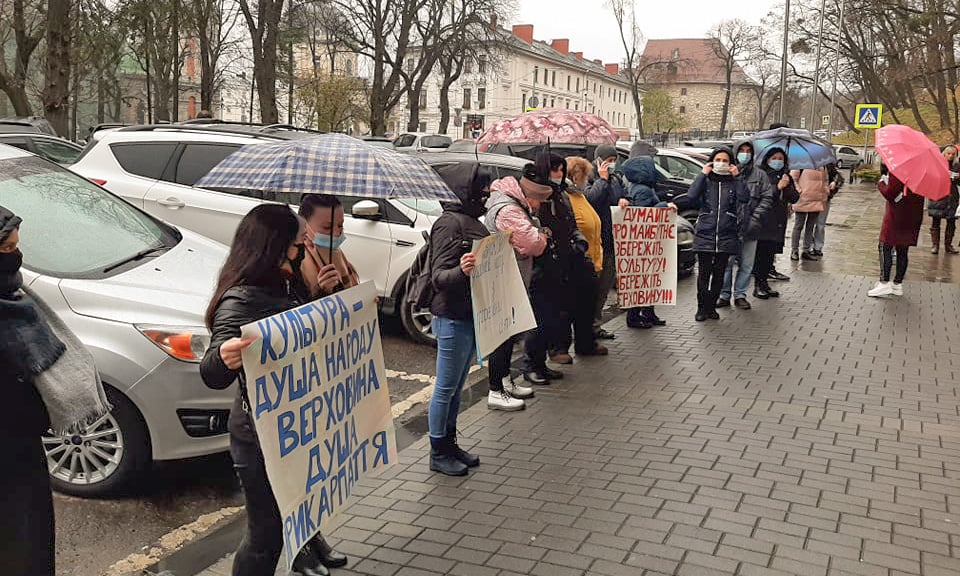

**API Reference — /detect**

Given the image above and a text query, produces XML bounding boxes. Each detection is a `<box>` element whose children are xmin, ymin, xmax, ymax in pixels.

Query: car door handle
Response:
<box><xmin>157</xmin><ymin>197</ymin><xmax>185</xmax><ymax>209</ymax></box>
<box><xmin>395</xmin><ymin>239</ymin><xmax>415</xmax><ymax>247</ymax></box>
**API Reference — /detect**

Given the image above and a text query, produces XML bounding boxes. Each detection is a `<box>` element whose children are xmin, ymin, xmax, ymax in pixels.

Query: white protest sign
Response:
<box><xmin>239</xmin><ymin>281</ymin><xmax>396</xmax><ymax>568</ymax></box>
<box><xmin>470</xmin><ymin>232</ymin><xmax>537</xmax><ymax>360</ymax></box>
<box><xmin>611</xmin><ymin>207</ymin><xmax>678</xmax><ymax>307</ymax></box>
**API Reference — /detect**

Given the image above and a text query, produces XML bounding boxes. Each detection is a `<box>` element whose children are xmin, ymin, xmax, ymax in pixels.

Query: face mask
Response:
<box><xmin>0</xmin><ymin>248</ymin><xmax>24</xmax><ymax>296</ymax></box>
<box><xmin>313</xmin><ymin>233</ymin><xmax>346</xmax><ymax>251</ymax></box>
<box><xmin>712</xmin><ymin>161</ymin><xmax>730</xmax><ymax>175</ymax></box>
<box><xmin>768</xmin><ymin>159</ymin><xmax>785</xmax><ymax>171</ymax></box>
<box><xmin>288</xmin><ymin>243</ymin><xmax>306</xmax><ymax>269</ymax></box>
<box><xmin>737</xmin><ymin>152</ymin><xmax>752</xmax><ymax>165</ymax></box>
<box><xmin>550</xmin><ymin>177</ymin><xmax>563</xmax><ymax>185</ymax></box>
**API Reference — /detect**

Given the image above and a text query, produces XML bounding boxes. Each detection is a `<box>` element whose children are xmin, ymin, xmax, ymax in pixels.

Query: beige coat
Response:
<box><xmin>791</xmin><ymin>168</ymin><xmax>829</xmax><ymax>213</ymax></box>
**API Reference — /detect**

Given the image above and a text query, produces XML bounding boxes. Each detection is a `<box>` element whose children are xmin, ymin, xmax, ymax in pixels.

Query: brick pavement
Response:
<box><xmin>197</xmin><ymin>271</ymin><xmax>960</xmax><ymax>576</ymax></box>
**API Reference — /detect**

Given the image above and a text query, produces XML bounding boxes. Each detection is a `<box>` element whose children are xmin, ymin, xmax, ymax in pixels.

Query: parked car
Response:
<box><xmin>731</xmin><ymin>131</ymin><xmax>755</xmax><ymax>139</ymax></box>
<box><xmin>447</xmin><ymin>139</ymin><xmax>479</xmax><ymax>153</ymax></box>
<box><xmin>0</xmin><ymin>116</ymin><xmax>58</xmax><ymax>136</ymax></box>
<box><xmin>360</xmin><ymin>135</ymin><xmax>395</xmax><ymax>149</ymax></box>
<box><xmin>833</xmin><ymin>145</ymin><xmax>862</xmax><ymax>169</ymax></box>
<box><xmin>392</xmin><ymin>133</ymin><xmax>453</xmax><ymax>152</ymax></box>
<box><xmin>0</xmin><ymin>133</ymin><xmax>83</xmax><ymax>165</ymax></box>
<box><xmin>70</xmin><ymin>124</ymin><xmax>446</xmax><ymax>344</ymax></box>
<box><xmin>1</xmin><ymin>144</ymin><xmax>232</xmax><ymax>497</ymax></box>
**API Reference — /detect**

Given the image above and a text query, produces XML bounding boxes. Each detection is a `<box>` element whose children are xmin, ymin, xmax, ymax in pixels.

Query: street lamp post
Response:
<box><xmin>827</xmin><ymin>0</ymin><xmax>846</xmax><ymax>142</ymax></box>
<box><xmin>778</xmin><ymin>0</ymin><xmax>790</xmax><ymax>123</ymax></box>
<box><xmin>808</xmin><ymin>0</ymin><xmax>828</xmax><ymax>132</ymax></box>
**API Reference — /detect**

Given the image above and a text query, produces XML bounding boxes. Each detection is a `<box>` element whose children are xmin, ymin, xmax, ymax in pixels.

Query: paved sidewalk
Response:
<box><xmin>198</xmin><ymin>272</ymin><xmax>960</xmax><ymax>576</ymax></box>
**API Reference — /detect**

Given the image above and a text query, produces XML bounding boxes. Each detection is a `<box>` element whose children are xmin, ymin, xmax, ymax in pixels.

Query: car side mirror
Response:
<box><xmin>352</xmin><ymin>200</ymin><xmax>382</xmax><ymax>220</ymax></box>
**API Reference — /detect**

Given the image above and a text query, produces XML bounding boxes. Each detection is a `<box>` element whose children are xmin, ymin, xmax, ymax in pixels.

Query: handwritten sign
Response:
<box><xmin>470</xmin><ymin>232</ymin><xmax>537</xmax><ymax>360</ymax></box>
<box><xmin>239</xmin><ymin>281</ymin><xmax>396</xmax><ymax>568</ymax></box>
<box><xmin>612</xmin><ymin>207</ymin><xmax>678</xmax><ymax>307</ymax></box>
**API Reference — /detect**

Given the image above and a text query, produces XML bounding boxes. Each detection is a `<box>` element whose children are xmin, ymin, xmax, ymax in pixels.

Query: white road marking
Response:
<box><xmin>387</xmin><ymin>365</ymin><xmax>481</xmax><ymax>418</ymax></box>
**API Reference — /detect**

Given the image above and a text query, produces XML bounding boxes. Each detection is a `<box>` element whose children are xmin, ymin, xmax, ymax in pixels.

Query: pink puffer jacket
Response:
<box><xmin>791</xmin><ymin>168</ymin><xmax>829</xmax><ymax>213</ymax></box>
<box><xmin>486</xmin><ymin>177</ymin><xmax>547</xmax><ymax>286</ymax></box>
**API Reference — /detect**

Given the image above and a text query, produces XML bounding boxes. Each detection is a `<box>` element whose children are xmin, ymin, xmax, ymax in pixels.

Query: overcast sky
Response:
<box><xmin>514</xmin><ymin>0</ymin><xmax>783</xmax><ymax>64</ymax></box>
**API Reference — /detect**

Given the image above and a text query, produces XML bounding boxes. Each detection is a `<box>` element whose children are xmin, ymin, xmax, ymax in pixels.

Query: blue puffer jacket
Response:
<box><xmin>688</xmin><ymin>150</ymin><xmax>749</xmax><ymax>254</ymax></box>
<box><xmin>621</xmin><ymin>156</ymin><xmax>668</xmax><ymax>208</ymax></box>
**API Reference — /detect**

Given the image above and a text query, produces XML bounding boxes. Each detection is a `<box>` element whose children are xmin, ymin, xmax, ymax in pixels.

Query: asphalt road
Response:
<box><xmin>53</xmin><ymin>317</ymin><xmax>442</xmax><ymax>576</ymax></box>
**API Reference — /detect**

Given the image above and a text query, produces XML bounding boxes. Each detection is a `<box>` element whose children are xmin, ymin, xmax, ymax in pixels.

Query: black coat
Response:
<box><xmin>585</xmin><ymin>166</ymin><xmax>625</xmax><ymax>254</ymax></box>
<box><xmin>532</xmin><ymin>187</ymin><xmax>589</xmax><ymax>292</ymax></box>
<box><xmin>201</xmin><ymin>282</ymin><xmax>302</xmax><ymax>443</ymax></box>
<box><xmin>929</xmin><ymin>160</ymin><xmax>960</xmax><ymax>219</ymax></box>
<box><xmin>758</xmin><ymin>166</ymin><xmax>800</xmax><ymax>244</ymax></box>
<box><xmin>427</xmin><ymin>208</ymin><xmax>490</xmax><ymax>320</ymax></box>
<box><xmin>737</xmin><ymin>164</ymin><xmax>776</xmax><ymax>241</ymax></box>
<box><xmin>688</xmin><ymin>173</ymin><xmax>749</xmax><ymax>254</ymax></box>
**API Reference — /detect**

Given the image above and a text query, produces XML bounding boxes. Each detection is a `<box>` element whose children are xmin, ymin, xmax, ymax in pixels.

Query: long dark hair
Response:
<box><xmin>205</xmin><ymin>204</ymin><xmax>300</xmax><ymax>328</ymax></box>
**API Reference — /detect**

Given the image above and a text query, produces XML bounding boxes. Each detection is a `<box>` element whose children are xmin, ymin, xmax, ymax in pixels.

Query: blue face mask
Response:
<box><xmin>313</xmin><ymin>233</ymin><xmax>346</xmax><ymax>251</ymax></box>
<box><xmin>768</xmin><ymin>159</ymin><xmax>785</xmax><ymax>171</ymax></box>
<box><xmin>737</xmin><ymin>152</ymin><xmax>752</xmax><ymax>165</ymax></box>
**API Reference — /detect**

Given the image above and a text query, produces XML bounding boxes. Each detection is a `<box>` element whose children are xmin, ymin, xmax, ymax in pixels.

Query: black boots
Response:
<box><xmin>314</xmin><ymin>535</ymin><xmax>348</xmax><ymax>568</ymax></box>
<box><xmin>946</xmin><ymin>228</ymin><xmax>959</xmax><ymax>254</ymax></box>
<box><xmin>430</xmin><ymin>437</ymin><xmax>468</xmax><ymax>476</ymax></box>
<box><xmin>754</xmin><ymin>279</ymin><xmax>780</xmax><ymax>299</ymax></box>
<box><xmin>932</xmin><ymin>226</ymin><xmax>941</xmax><ymax>254</ymax></box>
<box><xmin>446</xmin><ymin>432</ymin><xmax>480</xmax><ymax>468</ymax></box>
<box><xmin>292</xmin><ymin>542</ymin><xmax>330</xmax><ymax>576</ymax></box>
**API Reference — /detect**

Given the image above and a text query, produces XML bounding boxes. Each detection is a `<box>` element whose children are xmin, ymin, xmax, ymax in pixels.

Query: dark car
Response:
<box><xmin>419</xmin><ymin>149</ymin><xmax>696</xmax><ymax>278</ymax></box>
<box><xmin>0</xmin><ymin>133</ymin><xmax>83</xmax><ymax>165</ymax></box>
<box><xmin>0</xmin><ymin>116</ymin><xmax>58</xmax><ymax>136</ymax></box>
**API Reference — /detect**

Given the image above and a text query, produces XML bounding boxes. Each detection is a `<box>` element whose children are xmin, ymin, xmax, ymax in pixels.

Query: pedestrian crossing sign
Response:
<box><xmin>855</xmin><ymin>104</ymin><xmax>882</xmax><ymax>128</ymax></box>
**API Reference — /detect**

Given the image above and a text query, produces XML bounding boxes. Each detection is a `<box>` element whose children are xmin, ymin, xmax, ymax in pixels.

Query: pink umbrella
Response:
<box><xmin>476</xmin><ymin>111</ymin><xmax>618</xmax><ymax>146</ymax></box>
<box><xmin>875</xmin><ymin>124</ymin><xmax>950</xmax><ymax>201</ymax></box>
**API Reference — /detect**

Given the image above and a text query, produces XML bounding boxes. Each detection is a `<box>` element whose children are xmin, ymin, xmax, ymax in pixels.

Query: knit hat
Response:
<box><xmin>594</xmin><ymin>145</ymin><xmax>618</xmax><ymax>162</ymax></box>
<box><xmin>0</xmin><ymin>206</ymin><xmax>21</xmax><ymax>243</ymax></box>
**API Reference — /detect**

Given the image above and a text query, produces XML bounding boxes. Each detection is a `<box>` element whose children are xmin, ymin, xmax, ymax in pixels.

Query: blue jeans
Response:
<box><xmin>813</xmin><ymin>201</ymin><xmax>831</xmax><ymax>252</ymax></box>
<box><xmin>720</xmin><ymin>239</ymin><xmax>758</xmax><ymax>300</ymax></box>
<box><xmin>428</xmin><ymin>317</ymin><xmax>475</xmax><ymax>439</ymax></box>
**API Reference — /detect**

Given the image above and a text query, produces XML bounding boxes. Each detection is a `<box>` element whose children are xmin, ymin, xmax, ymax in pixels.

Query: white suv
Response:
<box><xmin>70</xmin><ymin>126</ymin><xmax>529</xmax><ymax>343</ymax></box>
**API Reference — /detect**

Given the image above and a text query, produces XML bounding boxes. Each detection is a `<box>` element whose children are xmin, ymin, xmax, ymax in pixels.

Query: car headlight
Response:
<box><xmin>136</xmin><ymin>325</ymin><xmax>211</xmax><ymax>363</ymax></box>
<box><xmin>678</xmin><ymin>229</ymin><xmax>694</xmax><ymax>245</ymax></box>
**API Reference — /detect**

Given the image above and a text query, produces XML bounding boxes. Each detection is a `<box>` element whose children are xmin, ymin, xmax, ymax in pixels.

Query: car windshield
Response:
<box><xmin>398</xmin><ymin>198</ymin><xmax>443</xmax><ymax>216</ymax></box>
<box><xmin>0</xmin><ymin>156</ymin><xmax>176</xmax><ymax>277</ymax></box>
<box><xmin>421</xmin><ymin>136</ymin><xmax>452</xmax><ymax>149</ymax></box>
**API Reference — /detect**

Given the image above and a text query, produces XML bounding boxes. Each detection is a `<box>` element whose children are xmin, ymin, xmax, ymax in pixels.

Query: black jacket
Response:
<box><xmin>737</xmin><ymin>163</ymin><xmax>776</xmax><ymax>241</ymax></box>
<box><xmin>585</xmin><ymin>166</ymin><xmax>625</xmax><ymax>254</ymax></box>
<box><xmin>688</xmin><ymin>173</ymin><xmax>749</xmax><ymax>254</ymax></box>
<box><xmin>201</xmin><ymin>281</ymin><xmax>302</xmax><ymax>443</ymax></box>
<box><xmin>758</xmin><ymin>151</ymin><xmax>800</xmax><ymax>243</ymax></box>
<box><xmin>929</xmin><ymin>160</ymin><xmax>960</xmax><ymax>218</ymax></box>
<box><xmin>531</xmin><ymin>185</ymin><xmax>587</xmax><ymax>292</ymax></box>
<box><xmin>427</xmin><ymin>208</ymin><xmax>489</xmax><ymax>320</ymax></box>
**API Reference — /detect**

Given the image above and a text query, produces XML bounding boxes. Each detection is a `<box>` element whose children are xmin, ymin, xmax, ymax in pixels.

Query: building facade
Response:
<box><xmin>639</xmin><ymin>38</ymin><xmax>758</xmax><ymax>136</ymax></box>
<box><xmin>402</xmin><ymin>23</ymin><xmax>639</xmax><ymax>139</ymax></box>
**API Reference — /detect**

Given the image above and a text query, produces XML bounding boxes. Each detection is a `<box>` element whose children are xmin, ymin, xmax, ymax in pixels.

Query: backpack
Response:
<box><xmin>405</xmin><ymin>230</ymin><xmax>434</xmax><ymax>311</ymax></box>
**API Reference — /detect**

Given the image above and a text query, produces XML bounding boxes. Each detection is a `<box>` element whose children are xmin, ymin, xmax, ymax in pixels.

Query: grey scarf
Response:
<box><xmin>23</xmin><ymin>286</ymin><xmax>112</xmax><ymax>435</ymax></box>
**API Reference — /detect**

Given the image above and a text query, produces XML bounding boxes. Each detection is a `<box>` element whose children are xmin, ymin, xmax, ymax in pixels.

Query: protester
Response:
<box><xmin>299</xmin><ymin>193</ymin><xmax>360</xmax><ymax>298</ymax></box>
<box><xmin>585</xmin><ymin>144</ymin><xmax>624</xmax><ymax>340</ymax></box>
<box><xmin>687</xmin><ymin>148</ymin><xmax>748</xmax><ymax>321</ymax></box>
<box><xmin>618</xmin><ymin>155</ymin><xmax>672</xmax><ymax>328</ymax></box>
<box><xmin>811</xmin><ymin>163</ymin><xmax>843</xmax><ymax>257</ymax></box>
<box><xmin>868</xmin><ymin>166</ymin><xmax>925</xmax><ymax>297</ymax></box>
<box><xmin>426</xmin><ymin>163</ymin><xmax>492</xmax><ymax>475</ymax></box>
<box><xmin>928</xmin><ymin>145</ymin><xmax>960</xmax><ymax>255</ymax></box>
<box><xmin>548</xmin><ymin>156</ymin><xmax>607</xmax><ymax>359</ymax></box>
<box><xmin>717</xmin><ymin>139</ymin><xmax>774</xmax><ymax>310</ymax></box>
<box><xmin>0</xmin><ymin>207</ymin><xmax>113</xmax><ymax>576</ymax></box>
<box><xmin>790</xmin><ymin>167</ymin><xmax>829</xmax><ymax>261</ymax></box>
<box><xmin>523</xmin><ymin>154</ymin><xmax>579</xmax><ymax>384</ymax></box>
<box><xmin>764</xmin><ymin>123</ymin><xmax>793</xmax><ymax>282</ymax></box>
<box><xmin>754</xmin><ymin>148</ymin><xmax>799</xmax><ymax>298</ymax></box>
<box><xmin>483</xmin><ymin>175</ymin><xmax>546</xmax><ymax>412</ymax></box>
<box><xmin>201</xmin><ymin>204</ymin><xmax>345</xmax><ymax>576</ymax></box>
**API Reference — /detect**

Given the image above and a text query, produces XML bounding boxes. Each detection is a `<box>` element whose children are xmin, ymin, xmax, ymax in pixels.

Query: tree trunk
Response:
<box><xmin>719</xmin><ymin>63</ymin><xmax>732</xmax><ymax>136</ymax></box>
<box><xmin>97</xmin><ymin>74</ymin><xmax>105</xmax><ymax>124</ymax></box>
<box><xmin>171</xmin><ymin>0</ymin><xmax>180</xmax><ymax>121</ymax></box>
<box><xmin>368</xmin><ymin>49</ymin><xmax>388</xmax><ymax>135</ymax></box>
<box><xmin>44</xmin><ymin>0</ymin><xmax>73</xmax><ymax>137</ymax></box>
<box><xmin>439</xmin><ymin>87</ymin><xmax>451</xmax><ymax>134</ymax></box>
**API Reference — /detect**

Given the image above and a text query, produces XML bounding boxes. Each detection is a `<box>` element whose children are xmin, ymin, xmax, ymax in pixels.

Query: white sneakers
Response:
<box><xmin>488</xmin><ymin>390</ymin><xmax>525</xmax><ymax>411</ymax></box>
<box><xmin>868</xmin><ymin>281</ymin><xmax>904</xmax><ymax>297</ymax></box>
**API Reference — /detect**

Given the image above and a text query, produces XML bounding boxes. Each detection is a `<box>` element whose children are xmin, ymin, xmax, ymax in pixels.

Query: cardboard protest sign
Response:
<box><xmin>611</xmin><ymin>207</ymin><xmax>678</xmax><ymax>307</ymax></box>
<box><xmin>470</xmin><ymin>232</ymin><xmax>537</xmax><ymax>360</ymax></box>
<box><xmin>239</xmin><ymin>281</ymin><xmax>396</xmax><ymax>568</ymax></box>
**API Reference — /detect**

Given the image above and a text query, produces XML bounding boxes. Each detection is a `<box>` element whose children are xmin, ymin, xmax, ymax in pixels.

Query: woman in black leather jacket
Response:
<box><xmin>201</xmin><ymin>204</ymin><xmax>345</xmax><ymax>576</ymax></box>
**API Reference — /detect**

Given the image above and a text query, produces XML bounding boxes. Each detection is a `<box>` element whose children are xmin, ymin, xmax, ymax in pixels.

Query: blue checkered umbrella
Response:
<box><xmin>195</xmin><ymin>133</ymin><xmax>458</xmax><ymax>201</ymax></box>
<box><xmin>752</xmin><ymin>127</ymin><xmax>837</xmax><ymax>170</ymax></box>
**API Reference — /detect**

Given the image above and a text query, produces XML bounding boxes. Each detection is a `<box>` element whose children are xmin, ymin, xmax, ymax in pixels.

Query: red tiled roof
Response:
<box><xmin>639</xmin><ymin>38</ymin><xmax>753</xmax><ymax>85</ymax></box>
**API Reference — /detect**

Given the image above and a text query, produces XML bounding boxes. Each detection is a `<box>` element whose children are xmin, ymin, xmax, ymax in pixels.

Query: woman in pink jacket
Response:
<box><xmin>790</xmin><ymin>167</ymin><xmax>830</xmax><ymax>261</ymax></box>
<box><xmin>482</xmin><ymin>174</ymin><xmax>551</xmax><ymax>411</ymax></box>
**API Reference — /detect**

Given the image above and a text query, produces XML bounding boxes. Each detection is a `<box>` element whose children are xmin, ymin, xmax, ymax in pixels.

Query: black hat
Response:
<box><xmin>0</xmin><ymin>206</ymin><xmax>21</xmax><ymax>243</ymax></box>
<box><xmin>595</xmin><ymin>144</ymin><xmax>618</xmax><ymax>162</ymax></box>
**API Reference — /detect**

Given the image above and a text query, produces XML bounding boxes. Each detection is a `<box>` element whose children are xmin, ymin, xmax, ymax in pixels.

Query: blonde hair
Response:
<box><xmin>566</xmin><ymin>156</ymin><xmax>593</xmax><ymax>188</ymax></box>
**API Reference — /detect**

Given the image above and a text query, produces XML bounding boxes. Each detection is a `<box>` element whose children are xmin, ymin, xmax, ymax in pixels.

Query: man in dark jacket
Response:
<box><xmin>717</xmin><ymin>139</ymin><xmax>774</xmax><ymax>310</ymax></box>
<box><xmin>754</xmin><ymin>147</ymin><xmax>799</xmax><ymax>297</ymax></box>
<box><xmin>585</xmin><ymin>144</ymin><xmax>624</xmax><ymax>340</ymax></box>
<box><xmin>0</xmin><ymin>207</ymin><xmax>56</xmax><ymax>576</ymax></box>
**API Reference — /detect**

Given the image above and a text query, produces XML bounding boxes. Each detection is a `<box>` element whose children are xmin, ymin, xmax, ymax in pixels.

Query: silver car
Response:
<box><xmin>833</xmin><ymin>145</ymin><xmax>862</xmax><ymax>169</ymax></box>
<box><xmin>0</xmin><ymin>145</ymin><xmax>231</xmax><ymax>497</ymax></box>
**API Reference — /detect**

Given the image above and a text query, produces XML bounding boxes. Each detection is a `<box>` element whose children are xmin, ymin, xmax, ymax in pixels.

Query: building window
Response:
<box><xmin>419</xmin><ymin>121</ymin><xmax>427</xmax><ymax>132</ymax></box>
<box><xmin>551</xmin><ymin>71</ymin><xmax>556</xmax><ymax>87</ymax></box>
<box><xmin>679</xmin><ymin>105</ymin><xmax>686</xmax><ymax>114</ymax></box>
<box><xmin>345</xmin><ymin>60</ymin><xmax>353</xmax><ymax>75</ymax></box>
<box><xmin>406</xmin><ymin>58</ymin><xmax>415</xmax><ymax>73</ymax></box>
<box><xmin>681</xmin><ymin>87</ymin><xmax>687</xmax><ymax>96</ymax></box>
<box><xmin>567</xmin><ymin>76</ymin><xmax>571</xmax><ymax>91</ymax></box>
<box><xmin>550</xmin><ymin>98</ymin><xmax>555</xmax><ymax>107</ymax></box>
<box><xmin>420</xmin><ymin>89</ymin><xmax>427</xmax><ymax>108</ymax></box>
<box><xmin>696</xmin><ymin>103</ymin><xmax>700</xmax><ymax>109</ymax></box>
<box><xmin>465</xmin><ymin>58</ymin><xmax>473</xmax><ymax>73</ymax></box>
<box><xmin>576</xmin><ymin>77</ymin><xmax>580</xmax><ymax>92</ymax></box>
<box><xmin>463</xmin><ymin>88</ymin><xmax>471</xmax><ymax>110</ymax></box>
<box><xmin>544</xmin><ymin>68</ymin><xmax>549</xmax><ymax>84</ymax></box>
<box><xmin>522</xmin><ymin>92</ymin><xmax>527</xmax><ymax>110</ymax></box>
<box><xmin>477</xmin><ymin>88</ymin><xmax>485</xmax><ymax>109</ymax></box>
<box><xmin>672</xmin><ymin>48</ymin><xmax>680</xmax><ymax>59</ymax></box>
<box><xmin>574</xmin><ymin>101</ymin><xmax>579</xmax><ymax>110</ymax></box>
<box><xmin>478</xmin><ymin>56</ymin><xmax>487</xmax><ymax>74</ymax></box>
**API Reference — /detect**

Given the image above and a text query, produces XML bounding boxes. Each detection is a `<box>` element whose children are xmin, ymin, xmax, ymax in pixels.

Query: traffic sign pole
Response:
<box><xmin>863</xmin><ymin>128</ymin><xmax>869</xmax><ymax>165</ymax></box>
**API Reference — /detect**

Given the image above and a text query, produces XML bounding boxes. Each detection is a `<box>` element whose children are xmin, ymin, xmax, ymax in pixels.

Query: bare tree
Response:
<box><xmin>0</xmin><ymin>0</ymin><xmax>45</xmax><ymax>116</ymax></box>
<box><xmin>238</xmin><ymin>0</ymin><xmax>285</xmax><ymax>123</ymax></box>
<box><xmin>609</xmin><ymin>0</ymin><xmax>645</xmax><ymax>137</ymax></box>
<box><xmin>43</xmin><ymin>0</ymin><xmax>72</xmax><ymax>135</ymax></box>
<box><xmin>188</xmin><ymin>0</ymin><xmax>240</xmax><ymax>111</ymax></box>
<box><xmin>709</xmin><ymin>19</ymin><xmax>752</xmax><ymax>136</ymax></box>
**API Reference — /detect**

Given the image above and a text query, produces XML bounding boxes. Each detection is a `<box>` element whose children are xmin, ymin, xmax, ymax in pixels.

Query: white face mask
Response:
<box><xmin>713</xmin><ymin>160</ymin><xmax>730</xmax><ymax>175</ymax></box>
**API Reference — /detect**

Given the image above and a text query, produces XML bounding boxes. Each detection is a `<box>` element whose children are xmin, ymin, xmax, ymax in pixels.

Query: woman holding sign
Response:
<box><xmin>427</xmin><ymin>163</ymin><xmax>493</xmax><ymax>476</ymax></box>
<box><xmin>201</xmin><ymin>204</ymin><xmax>345</xmax><ymax>576</ymax></box>
<box><xmin>688</xmin><ymin>148</ymin><xmax>749</xmax><ymax>322</ymax></box>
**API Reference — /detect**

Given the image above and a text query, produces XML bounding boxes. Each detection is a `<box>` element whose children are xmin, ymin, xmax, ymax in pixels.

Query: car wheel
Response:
<box><xmin>43</xmin><ymin>386</ymin><xmax>151</xmax><ymax>497</ymax></box>
<box><xmin>400</xmin><ymin>298</ymin><xmax>437</xmax><ymax>346</ymax></box>
<box><xmin>837</xmin><ymin>159</ymin><xmax>844</xmax><ymax>168</ymax></box>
